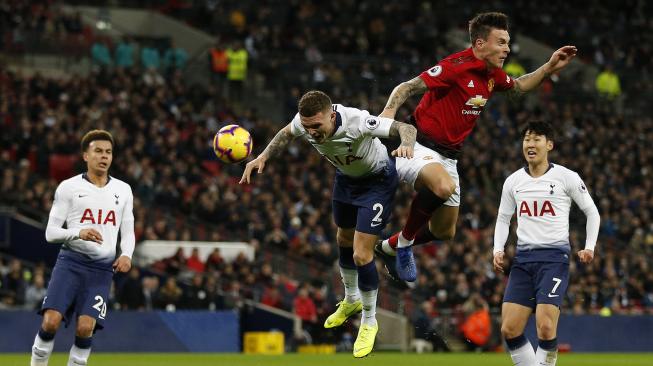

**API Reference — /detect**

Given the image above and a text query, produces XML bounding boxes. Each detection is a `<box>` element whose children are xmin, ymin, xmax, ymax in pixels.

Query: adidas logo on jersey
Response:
<box><xmin>467</xmin><ymin>80</ymin><xmax>474</xmax><ymax>88</ymax></box>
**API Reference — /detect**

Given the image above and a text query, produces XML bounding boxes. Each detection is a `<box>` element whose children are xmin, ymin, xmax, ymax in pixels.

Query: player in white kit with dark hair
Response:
<box><xmin>493</xmin><ymin>121</ymin><xmax>599</xmax><ymax>366</ymax></box>
<box><xmin>241</xmin><ymin>90</ymin><xmax>416</xmax><ymax>357</ymax></box>
<box><xmin>31</xmin><ymin>130</ymin><xmax>135</xmax><ymax>366</ymax></box>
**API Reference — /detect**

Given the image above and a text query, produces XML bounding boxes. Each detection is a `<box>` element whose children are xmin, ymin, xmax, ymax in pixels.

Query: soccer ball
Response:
<box><xmin>213</xmin><ymin>124</ymin><xmax>253</xmax><ymax>163</ymax></box>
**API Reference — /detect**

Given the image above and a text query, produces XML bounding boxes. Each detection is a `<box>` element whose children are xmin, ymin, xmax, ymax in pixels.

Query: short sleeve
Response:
<box><xmin>419</xmin><ymin>63</ymin><xmax>456</xmax><ymax>92</ymax></box>
<box><xmin>290</xmin><ymin>113</ymin><xmax>306</xmax><ymax>137</ymax></box>
<box><xmin>355</xmin><ymin>108</ymin><xmax>392</xmax><ymax>138</ymax></box>
<box><xmin>493</xmin><ymin>68</ymin><xmax>515</xmax><ymax>92</ymax></box>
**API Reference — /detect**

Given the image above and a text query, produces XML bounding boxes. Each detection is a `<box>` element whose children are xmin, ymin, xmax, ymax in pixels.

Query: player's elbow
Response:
<box><xmin>581</xmin><ymin>205</ymin><xmax>600</xmax><ymax>221</ymax></box>
<box><xmin>44</xmin><ymin>229</ymin><xmax>58</xmax><ymax>243</ymax></box>
<box><xmin>44</xmin><ymin>226</ymin><xmax>66</xmax><ymax>243</ymax></box>
<box><xmin>392</xmin><ymin>80</ymin><xmax>412</xmax><ymax>96</ymax></box>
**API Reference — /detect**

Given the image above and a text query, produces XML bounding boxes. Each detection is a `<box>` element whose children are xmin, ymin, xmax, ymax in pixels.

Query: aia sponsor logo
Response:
<box><xmin>80</xmin><ymin>209</ymin><xmax>117</xmax><ymax>226</ymax></box>
<box><xmin>519</xmin><ymin>200</ymin><xmax>556</xmax><ymax>217</ymax></box>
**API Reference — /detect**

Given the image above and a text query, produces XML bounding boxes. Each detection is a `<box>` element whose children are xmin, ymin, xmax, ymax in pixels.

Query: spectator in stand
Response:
<box><xmin>504</xmin><ymin>57</ymin><xmax>526</xmax><ymax>78</ymax></box>
<box><xmin>460</xmin><ymin>294</ymin><xmax>491</xmax><ymax>351</ymax></box>
<box><xmin>163</xmin><ymin>40</ymin><xmax>189</xmax><ymax>73</ymax></box>
<box><xmin>261</xmin><ymin>286</ymin><xmax>285</xmax><ymax>310</ymax></box>
<box><xmin>411</xmin><ymin>300</ymin><xmax>437</xmax><ymax>353</ymax></box>
<box><xmin>142</xmin><ymin>276</ymin><xmax>160</xmax><ymax>311</ymax></box>
<box><xmin>141</xmin><ymin>42</ymin><xmax>161</xmax><ymax>70</ymax></box>
<box><xmin>63</xmin><ymin>11</ymin><xmax>83</xmax><ymax>34</ymax></box>
<box><xmin>91</xmin><ymin>39</ymin><xmax>111</xmax><ymax>68</ymax></box>
<box><xmin>161</xmin><ymin>248</ymin><xmax>186</xmax><ymax>276</ymax></box>
<box><xmin>294</xmin><ymin>285</ymin><xmax>318</xmax><ymax>340</ymax></box>
<box><xmin>115</xmin><ymin>36</ymin><xmax>135</xmax><ymax>69</ymax></box>
<box><xmin>595</xmin><ymin>64</ymin><xmax>622</xmax><ymax>99</ymax></box>
<box><xmin>2</xmin><ymin>259</ymin><xmax>26</xmax><ymax>307</ymax></box>
<box><xmin>119</xmin><ymin>267</ymin><xmax>145</xmax><ymax>310</ymax></box>
<box><xmin>186</xmin><ymin>248</ymin><xmax>205</xmax><ymax>273</ymax></box>
<box><xmin>157</xmin><ymin>277</ymin><xmax>182</xmax><ymax>311</ymax></box>
<box><xmin>209</xmin><ymin>39</ymin><xmax>229</xmax><ymax>90</ymax></box>
<box><xmin>24</xmin><ymin>272</ymin><xmax>47</xmax><ymax>310</ymax></box>
<box><xmin>205</xmin><ymin>248</ymin><xmax>225</xmax><ymax>272</ymax></box>
<box><xmin>181</xmin><ymin>273</ymin><xmax>209</xmax><ymax>309</ymax></box>
<box><xmin>223</xmin><ymin>280</ymin><xmax>244</xmax><ymax>310</ymax></box>
<box><xmin>226</xmin><ymin>40</ymin><xmax>248</xmax><ymax>102</ymax></box>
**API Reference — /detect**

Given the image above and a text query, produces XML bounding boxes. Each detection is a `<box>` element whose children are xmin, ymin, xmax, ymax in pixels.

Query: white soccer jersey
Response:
<box><xmin>46</xmin><ymin>174</ymin><xmax>135</xmax><ymax>263</ymax></box>
<box><xmin>494</xmin><ymin>163</ymin><xmax>600</xmax><ymax>253</ymax></box>
<box><xmin>290</xmin><ymin>104</ymin><xmax>392</xmax><ymax>177</ymax></box>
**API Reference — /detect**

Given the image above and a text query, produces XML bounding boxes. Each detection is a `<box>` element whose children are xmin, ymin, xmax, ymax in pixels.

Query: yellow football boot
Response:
<box><xmin>323</xmin><ymin>300</ymin><xmax>362</xmax><ymax>328</ymax></box>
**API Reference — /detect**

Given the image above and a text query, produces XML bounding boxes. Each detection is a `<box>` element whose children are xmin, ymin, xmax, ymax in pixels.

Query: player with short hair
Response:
<box><xmin>493</xmin><ymin>121</ymin><xmax>599</xmax><ymax>366</ymax></box>
<box><xmin>375</xmin><ymin>12</ymin><xmax>578</xmax><ymax>282</ymax></box>
<box><xmin>240</xmin><ymin>90</ymin><xmax>416</xmax><ymax>357</ymax></box>
<box><xmin>31</xmin><ymin>130</ymin><xmax>135</xmax><ymax>366</ymax></box>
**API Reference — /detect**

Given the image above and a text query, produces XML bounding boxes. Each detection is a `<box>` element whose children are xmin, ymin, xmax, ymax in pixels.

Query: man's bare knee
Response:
<box><xmin>42</xmin><ymin>312</ymin><xmax>62</xmax><ymax>333</ymax></box>
<box><xmin>76</xmin><ymin>323</ymin><xmax>95</xmax><ymax>338</ymax></box>
<box><xmin>438</xmin><ymin>179</ymin><xmax>456</xmax><ymax>199</ymax></box>
<box><xmin>501</xmin><ymin>323</ymin><xmax>523</xmax><ymax>340</ymax></box>
<box><xmin>424</xmin><ymin>177</ymin><xmax>455</xmax><ymax>200</ymax></box>
<box><xmin>536</xmin><ymin>318</ymin><xmax>556</xmax><ymax>340</ymax></box>
<box><xmin>353</xmin><ymin>250</ymin><xmax>373</xmax><ymax>266</ymax></box>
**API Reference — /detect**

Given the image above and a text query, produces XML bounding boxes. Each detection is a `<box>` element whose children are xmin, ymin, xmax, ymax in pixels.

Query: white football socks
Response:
<box><xmin>535</xmin><ymin>345</ymin><xmax>558</xmax><ymax>366</ymax></box>
<box><xmin>67</xmin><ymin>344</ymin><xmax>92</xmax><ymax>366</ymax></box>
<box><xmin>396</xmin><ymin>232</ymin><xmax>414</xmax><ymax>248</ymax></box>
<box><xmin>31</xmin><ymin>333</ymin><xmax>55</xmax><ymax>366</ymax></box>
<box><xmin>360</xmin><ymin>288</ymin><xmax>378</xmax><ymax>326</ymax></box>
<box><xmin>339</xmin><ymin>266</ymin><xmax>360</xmax><ymax>303</ymax></box>
<box><xmin>509</xmin><ymin>341</ymin><xmax>536</xmax><ymax>366</ymax></box>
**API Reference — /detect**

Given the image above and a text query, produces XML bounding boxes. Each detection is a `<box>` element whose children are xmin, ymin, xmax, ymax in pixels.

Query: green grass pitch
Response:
<box><xmin>2</xmin><ymin>353</ymin><xmax>652</xmax><ymax>366</ymax></box>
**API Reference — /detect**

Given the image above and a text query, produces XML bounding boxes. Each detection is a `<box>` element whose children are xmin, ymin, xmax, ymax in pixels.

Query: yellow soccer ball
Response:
<box><xmin>213</xmin><ymin>124</ymin><xmax>253</xmax><ymax>163</ymax></box>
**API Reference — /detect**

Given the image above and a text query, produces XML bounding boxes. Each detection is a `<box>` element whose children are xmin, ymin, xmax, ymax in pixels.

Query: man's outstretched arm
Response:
<box><xmin>508</xmin><ymin>45</ymin><xmax>577</xmax><ymax>97</ymax></box>
<box><xmin>240</xmin><ymin>123</ymin><xmax>294</xmax><ymax>184</ymax></box>
<box><xmin>380</xmin><ymin>77</ymin><xmax>428</xmax><ymax>119</ymax></box>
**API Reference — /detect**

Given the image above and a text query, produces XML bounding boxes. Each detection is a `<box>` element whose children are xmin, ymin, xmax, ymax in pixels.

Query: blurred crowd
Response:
<box><xmin>172</xmin><ymin>0</ymin><xmax>649</xmax><ymax>111</ymax></box>
<box><xmin>1</xmin><ymin>0</ymin><xmax>652</xmax><ymax>351</ymax></box>
<box><xmin>0</xmin><ymin>1</ymin><xmax>89</xmax><ymax>56</ymax></box>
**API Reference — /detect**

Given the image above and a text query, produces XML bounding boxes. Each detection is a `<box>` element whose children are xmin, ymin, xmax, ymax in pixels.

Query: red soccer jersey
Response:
<box><xmin>415</xmin><ymin>48</ymin><xmax>514</xmax><ymax>151</ymax></box>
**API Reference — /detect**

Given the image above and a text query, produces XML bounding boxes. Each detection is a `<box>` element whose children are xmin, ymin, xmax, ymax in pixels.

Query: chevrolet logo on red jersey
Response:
<box><xmin>465</xmin><ymin>95</ymin><xmax>487</xmax><ymax>109</ymax></box>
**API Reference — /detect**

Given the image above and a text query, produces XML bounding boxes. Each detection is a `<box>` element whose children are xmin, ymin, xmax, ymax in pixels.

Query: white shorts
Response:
<box><xmin>395</xmin><ymin>142</ymin><xmax>460</xmax><ymax>207</ymax></box>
